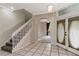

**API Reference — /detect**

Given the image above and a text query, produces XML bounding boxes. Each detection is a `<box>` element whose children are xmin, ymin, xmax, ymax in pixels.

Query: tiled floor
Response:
<box><xmin>0</xmin><ymin>42</ymin><xmax>78</xmax><ymax>56</ymax></box>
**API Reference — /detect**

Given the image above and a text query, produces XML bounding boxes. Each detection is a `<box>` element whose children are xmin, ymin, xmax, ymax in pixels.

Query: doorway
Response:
<box><xmin>38</xmin><ymin>19</ymin><xmax>51</xmax><ymax>43</ymax></box>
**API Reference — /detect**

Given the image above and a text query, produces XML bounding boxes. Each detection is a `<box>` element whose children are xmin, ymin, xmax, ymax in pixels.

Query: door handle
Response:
<box><xmin>65</xmin><ymin>32</ymin><xmax>67</xmax><ymax>36</ymax></box>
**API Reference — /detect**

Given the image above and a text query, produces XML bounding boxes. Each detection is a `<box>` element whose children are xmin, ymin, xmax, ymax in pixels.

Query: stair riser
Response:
<box><xmin>6</xmin><ymin>44</ymin><xmax>12</xmax><ymax>46</ymax></box>
<box><xmin>1</xmin><ymin>47</ymin><xmax>12</xmax><ymax>53</ymax></box>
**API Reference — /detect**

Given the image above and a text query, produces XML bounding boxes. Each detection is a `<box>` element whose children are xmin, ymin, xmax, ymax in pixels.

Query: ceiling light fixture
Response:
<box><xmin>10</xmin><ymin>7</ymin><xmax>14</xmax><ymax>10</ymax></box>
<box><xmin>47</xmin><ymin>5</ymin><xmax>54</xmax><ymax>33</ymax></box>
<box><xmin>48</xmin><ymin>5</ymin><xmax>53</xmax><ymax>14</ymax></box>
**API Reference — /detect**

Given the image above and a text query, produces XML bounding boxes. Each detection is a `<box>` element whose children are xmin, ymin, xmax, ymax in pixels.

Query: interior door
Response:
<box><xmin>68</xmin><ymin>16</ymin><xmax>79</xmax><ymax>50</ymax></box>
<box><xmin>57</xmin><ymin>20</ymin><xmax>65</xmax><ymax>45</ymax></box>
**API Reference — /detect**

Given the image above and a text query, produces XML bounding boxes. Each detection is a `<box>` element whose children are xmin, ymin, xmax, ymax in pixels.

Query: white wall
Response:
<box><xmin>31</xmin><ymin>15</ymin><xmax>39</xmax><ymax>42</ymax></box>
<box><xmin>38</xmin><ymin>22</ymin><xmax>46</xmax><ymax>37</ymax></box>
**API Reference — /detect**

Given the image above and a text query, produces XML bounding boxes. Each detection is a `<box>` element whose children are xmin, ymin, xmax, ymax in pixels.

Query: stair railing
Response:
<box><xmin>12</xmin><ymin>19</ymin><xmax>32</xmax><ymax>48</ymax></box>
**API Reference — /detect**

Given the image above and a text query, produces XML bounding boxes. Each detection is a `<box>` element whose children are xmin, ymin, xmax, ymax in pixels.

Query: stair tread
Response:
<box><xmin>6</xmin><ymin>42</ymin><xmax>12</xmax><ymax>46</ymax></box>
<box><xmin>1</xmin><ymin>46</ymin><xmax>12</xmax><ymax>53</ymax></box>
<box><xmin>6</xmin><ymin>42</ymin><xmax>12</xmax><ymax>44</ymax></box>
<box><xmin>1</xmin><ymin>45</ymin><xmax>12</xmax><ymax>50</ymax></box>
<box><xmin>1</xmin><ymin>39</ymin><xmax>13</xmax><ymax>53</ymax></box>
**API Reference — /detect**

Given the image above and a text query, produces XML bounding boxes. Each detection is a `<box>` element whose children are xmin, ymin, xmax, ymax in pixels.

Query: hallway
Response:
<box><xmin>0</xmin><ymin>42</ymin><xmax>77</xmax><ymax>56</ymax></box>
<box><xmin>0</xmin><ymin>3</ymin><xmax>79</xmax><ymax>56</ymax></box>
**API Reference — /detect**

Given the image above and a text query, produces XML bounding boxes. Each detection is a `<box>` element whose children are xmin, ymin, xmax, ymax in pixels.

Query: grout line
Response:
<box><xmin>41</xmin><ymin>43</ymin><xmax>51</xmax><ymax>56</ymax></box>
<box><xmin>12</xmin><ymin>51</ymin><xmax>24</xmax><ymax>56</ymax></box>
<box><xmin>64</xmin><ymin>49</ymin><xmax>69</xmax><ymax>56</ymax></box>
<box><xmin>24</xmin><ymin>42</ymin><xmax>39</xmax><ymax>55</ymax></box>
<box><xmin>32</xmin><ymin>43</ymin><xmax>42</xmax><ymax>56</ymax></box>
<box><xmin>13</xmin><ymin>42</ymin><xmax>34</xmax><ymax>53</ymax></box>
<box><xmin>41</xmin><ymin>45</ymin><xmax>47</xmax><ymax>56</ymax></box>
<box><xmin>13</xmin><ymin>42</ymin><xmax>38</xmax><ymax>55</ymax></box>
<box><xmin>1</xmin><ymin>42</ymin><xmax>78</xmax><ymax>56</ymax></box>
<box><xmin>50</xmin><ymin>45</ymin><xmax>52</xmax><ymax>56</ymax></box>
<box><xmin>57</xmin><ymin>46</ymin><xmax>78</xmax><ymax>56</ymax></box>
<box><xmin>57</xmin><ymin>46</ymin><xmax>60</xmax><ymax>56</ymax></box>
<box><xmin>65</xmin><ymin>49</ymin><xmax>78</xmax><ymax>56</ymax></box>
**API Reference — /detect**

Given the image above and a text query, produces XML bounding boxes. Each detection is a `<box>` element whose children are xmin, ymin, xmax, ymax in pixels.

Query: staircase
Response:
<box><xmin>1</xmin><ymin>39</ymin><xmax>12</xmax><ymax>53</ymax></box>
<box><xmin>1</xmin><ymin>19</ymin><xmax>32</xmax><ymax>53</ymax></box>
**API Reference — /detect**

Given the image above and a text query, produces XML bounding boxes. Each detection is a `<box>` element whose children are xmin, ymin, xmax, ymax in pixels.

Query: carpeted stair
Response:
<box><xmin>1</xmin><ymin>39</ymin><xmax>12</xmax><ymax>53</ymax></box>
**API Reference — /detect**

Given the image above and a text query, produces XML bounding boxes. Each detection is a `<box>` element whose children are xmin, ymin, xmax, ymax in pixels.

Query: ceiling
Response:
<box><xmin>0</xmin><ymin>3</ymin><xmax>73</xmax><ymax>15</ymax></box>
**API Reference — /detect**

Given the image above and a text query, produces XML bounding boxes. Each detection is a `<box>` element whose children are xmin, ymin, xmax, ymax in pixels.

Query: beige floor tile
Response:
<box><xmin>59</xmin><ymin>53</ymin><xmax>68</xmax><ymax>56</ymax></box>
<box><xmin>51</xmin><ymin>51</ymin><xmax>58</xmax><ymax>54</ymax></box>
<box><xmin>38</xmin><ymin>47</ymin><xmax>44</xmax><ymax>50</ymax></box>
<box><xmin>8</xmin><ymin>53</ymin><xmax>23</xmax><ymax>56</ymax></box>
<box><xmin>0</xmin><ymin>51</ymin><xmax>10</xmax><ymax>56</ymax></box>
<box><xmin>42</xmin><ymin>54</ymin><xmax>50</xmax><ymax>56</ymax></box>
<box><xmin>35</xmin><ymin>50</ymin><xmax>43</xmax><ymax>54</ymax></box>
<box><xmin>42</xmin><ymin>52</ymin><xmax>50</xmax><ymax>56</ymax></box>
<box><xmin>59</xmin><ymin>51</ymin><xmax>67</xmax><ymax>55</ymax></box>
<box><xmin>33</xmin><ymin>46</ymin><xmax>39</xmax><ymax>49</ymax></box>
<box><xmin>30</xmin><ymin>49</ymin><xmax>37</xmax><ymax>53</ymax></box>
<box><xmin>25</xmin><ymin>52</ymin><xmax>34</xmax><ymax>56</ymax></box>
<box><xmin>43</xmin><ymin>50</ymin><xmax>50</xmax><ymax>56</ymax></box>
<box><xmin>52</xmin><ymin>47</ymin><xmax>57</xmax><ymax>49</ymax></box>
<box><xmin>23</xmin><ymin>47</ymin><xmax>31</xmax><ymax>51</ymax></box>
<box><xmin>0</xmin><ymin>42</ymin><xmax>78</xmax><ymax>56</ymax></box>
<box><xmin>33</xmin><ymin>53</ymin><xmax>41</xmax><ymax>56</ymax></box>
<box><xmin>51</xmin><ymin>53</ymin><xmax>58</xmax><ymax>56</ymax></box>
<box><xmin>14</xmin><ymin>50</ymin><xmax>28</xmax><ymax>55</ymax></box>
<box><xmin>67</xmin><ymin>51</ymin><xmax>77</xmax><ymax>56</ymax></box>
<box><xmin>46</xmin><ymin>48</ymin><xmax>51</xmax><ymax>50</ymax></box>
